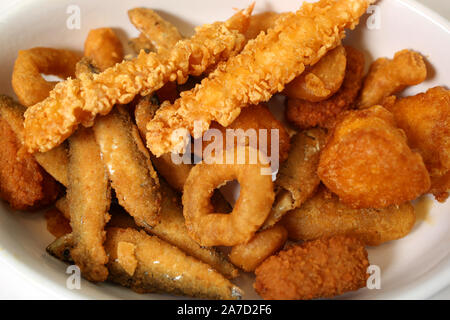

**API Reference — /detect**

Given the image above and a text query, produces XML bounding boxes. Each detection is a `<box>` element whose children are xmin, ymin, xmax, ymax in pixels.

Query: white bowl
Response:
<box><xmin>0</xmin><ymin>0</ymin><xmax>449</xmax><ymax>300</ymax></box>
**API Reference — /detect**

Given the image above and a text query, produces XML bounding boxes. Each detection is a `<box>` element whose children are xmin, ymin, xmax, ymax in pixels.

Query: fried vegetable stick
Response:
<box><xmin>48</xmin><ymin>228</ymin><xmax>242</xmax><ymax>299</ymax></box>
<box><xmin>358</xmin><ymin>49</ymin><xmax>427</xmax><ymax>108</ymax></box>
<box><xmin>67</xmin><ymin>127</ymin><xmax>111</xmax><ymax>282</ymax></box>
<box><xmin>254</xmin><ymin>236</ymin><xmax>369</xmax><ymax>300</ymax></box>
<box><xmin>93</xmin><ymin>106</ymin><xmax>161</xmax><ymax>228</ymax></box>
<box><xmin>146</xmin><ymin>0</ymin><xmax>374</xmax><ymax>156</ymax></box>
<box><xmin>262</xmin><ymin>128</ymin><xmax>327</xmax><ymax>229</ymax></box>
<box><xmin>128</xmin><ymin>8</ymin><xmax>183</xmax><ymax>52</ymax></box>
<box><xmin>282</xmin><ymin>186</ymin><xmax>416</xmax><ymax>246</ymax></box>
<box><xmin>84</xmin><ymin>28</ymin><xmax>124</xmax><ymax>71</ymax></box>
<box><xmin>12</xmin><ymin>47</ymin><xmax>81</xmax><ymax>107</ymax></box>
<box><xmin>383</xmin><ymin>87</ymin><xmax>450</xmax><ymax>202</ymax></box>
<box><xmin>24</xmin><ymin>7</ymin><xmax>253</xmax><ymax>153</ymax></box>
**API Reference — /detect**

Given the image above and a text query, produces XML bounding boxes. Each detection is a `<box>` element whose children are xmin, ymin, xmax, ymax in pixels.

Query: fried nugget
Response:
<box><xmin>47</xmin><ymin>228</ymin><xmax>243</xmax><ymax>300</ymax></box>
<box><xmin>254</xmin><ymin>236</ymin><xmax>369</xmax><ymax>300</ymax></box>
<box><xmin>358</xmin><ymin>49</ymin><xmax>427</xmax><ymax>108</ymax></box>
<box><xmin>263</xmin><ymin>128</ymin><xmax>327</xmax><ymax>229</ymax></box>
<box><xmin>147</xmin><ymin>0</ymin><xmax>373</xmax><ymax>156</ymax></box>
<box><xmin>383</xmin><ymin>87</ymin><xmax>450</xmax><ymax>202</ymax></box>
<box><xmin>282</xmin><ymin>186</ymin><xmax>416</xmax><ymax>246</ymax></box>
<box><xmin>318</xmin><ymin>105</ymin><xmax>430</xmax><ymax>208</ymax></box>
<box><xmin>0</xmin><ymin>116</ymin><xmax>59</xmax><ymax>210</ymax></box>
<box><xmin>67</xmin><ymin>127</ymin><xmax>111</xmax><ymax>282</ymax></box>
<box><xmin>84</xmin><ymin>28</ymin><xmax>124</xmax><ymax>72</ymax></box>
<box><xmin>285</xmin><ymin>46</ymin><xmax>365</xmax><ymax>129</ymax></box>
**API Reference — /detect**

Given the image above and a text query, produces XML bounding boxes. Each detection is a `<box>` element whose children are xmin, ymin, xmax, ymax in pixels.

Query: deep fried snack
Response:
<box><xmin>383</xmin><ymin>87</ymin><xmax>450</xmax><ymax>202</ymax></box>
<box><xmin>12</xmin><ymin>47</ymin><xmax>81</xmax><ymax>107</ymax></box>
<box><xmin>244</xmin><ymin>11</ymin><xmax>287</xmax><ymax>40</ymax></box>
<box><xmin>147</xmin><ymin>0</ymin><xmax>372</xmax><ymax>156</ymax></box>
<box><xmin>318</xmin><ymin>106</ymin><xmax>431</xmax><ymax>208</ymax></box>
<box><xmin>45</xmin><ymin>208</ymin><xmax>72</xmax><ymax>238</ymax></box>
<box><xmin>254</xmin><ymin>236</ymin><xmax>369</xmax><ymax>300</ymax></box>
<box><xmin>128</xmin><ymin>34</ymin><xmax>155</xmax><ymax>55</ymax></box>
<box><xmin>263</xmin><ymin>128</ymin><xmax>327</xmax><ymax>229</ymax></box>
<box><xmin>0</xmin><ymin>116</ymin><xmax>59</xmax><ymax>210</ymax></box>
<box><xmin>284</xmin><ymin>45</ymin><xmax>347</xmax><ymax>102</ymax></box>
<box><xmin>0</xmin><ymin>95</ymin><xmax>69</xmax><ymax>186</ymax></box>
<box><xmin>134</xmin><ymin>95</ymin><xmax>192</xmax><ymax>192</ymax></box>
<box><xmin>24</xmin><ymin>7</ymin><xmax>252</xmax><ymax>153</ymax></box>
<box><xmin>94</xmin><ymin>106</ymin><xmax>161</xmax><ymax>227</ymax></box>
<box><xmin>229</xmin><ymin>225</ymin><xmax>287</xmax><ymax>272</ymax></box>
<box><xmin>183</xmin><ymin>146</ymin><xmax>275</xmax><ymax>246</ymax></box>
<box><xmin>84</xmin><ymin>28</ymin><xmax>124</xmax><ymax>71</ymax></box>
<box><xmin>282</xmin><ymin>186</ymin><xmax>416</xmax><ymax>246</ymax></box>
<box><xmin>285</xmin><ymin>46</ymin><xmax>365</xmax><ymax>129</ymax></box>
<box><xmin>48</xmin><ymin>228</ymin><xmax>243</xmax><ymax>299</ymax></box>
<box><xmin>67</xmin><ymin>127</ymin><xmax>111</xmax><ymax>282</ymax></box>
<box><xmin>358</xmin><ymin>49</ymin><xmax>427</xmax><ymax>108</ymax></box>
<box><xmin>128</xmin><ymin>8</ymin><xmax>183</xmax><ymax>51</ymax></box>
<box><xmin>203</xmin><ymin>104</ymin><xmax>291</xmax><ymax>163</ymax></box>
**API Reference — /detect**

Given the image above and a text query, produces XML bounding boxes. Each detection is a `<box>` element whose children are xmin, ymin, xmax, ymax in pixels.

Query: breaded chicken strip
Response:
<box><xmin>23</xmin><ymin>7</ymin><xmax>252</xmax><ymax>153</ymax></box>
<box><xmin>254</xmin><ymin>236</ymin><xmax>369</xmax><ymax>300</ymax></box>
<box><xmin>282</xmin><ymin>186</ymin><xmax>416</xmax><ymax>246</ymax></box>
<box><xmin>146</xmin><ymin>0</ymin><xmax>374</xmax><ymax>156</ymax></box>
<box><xmin>383</xmin><ymin>87</ymin><xmax>450</xmax><ymax>202</ymax></box>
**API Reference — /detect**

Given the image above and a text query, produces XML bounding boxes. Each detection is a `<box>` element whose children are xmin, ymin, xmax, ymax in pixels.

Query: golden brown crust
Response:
<box><xmin>318</xmin><ymin>106</ymin><xmax>430</xmax><ymax>208</ymax></box>
<box><xmin>254</xmin><ymin>236</ymin><xmax>369</xmax><ymax>300</ymax></box>
<box><xmin>84</xmin><ymin>28</ymin><xmax>124</xmax><ymax>71</ymax></box>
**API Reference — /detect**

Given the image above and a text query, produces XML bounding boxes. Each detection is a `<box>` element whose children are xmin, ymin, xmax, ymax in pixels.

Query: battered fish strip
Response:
<box><xmin>146</xmin><ymin>0</ymin><xmax>373</xmax><ymax>156</ymax></box>
<box><xmin>93</xmin><ymin>106</ymin><xmax>161</xmax><ymax>228</ymax></box>
<box><xmin>128</xmin><ymin>8</ymin><xmax>183</xmax><ymax>52</ymax></box>
<box><xmin>47</xmin><ymin>228</ymin><xmax>243</xmax><ymax>300</ymax></box>
<box><xmin>24</xmin><ymin>7</ymin><xmax>253</xmax><ymax>153</ymax></box>
<box><xmin>67</xmin><ymin>127</ymin><xmax>111</xmax><ymax>282</ymax></box>
<box><xmin>282</xmin><ymin>186</ymin><xmax>416</xmax><ymax>246</ymax></box>
<box><xmin>262</xmin><ymin>128</ymin><xmax>327</xmax><ymax>229</ymax></box>
<box><xmin>0</xmin><ymin>95</ymin><xmax>68</xmax><ymax>186</ymax></box>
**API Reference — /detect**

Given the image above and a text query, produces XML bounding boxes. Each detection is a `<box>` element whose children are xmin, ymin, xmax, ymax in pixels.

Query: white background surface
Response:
<box><xmin>0</xmin><ymin>0</ymin><xmax>449</xmax><ymax>300</ymax></box>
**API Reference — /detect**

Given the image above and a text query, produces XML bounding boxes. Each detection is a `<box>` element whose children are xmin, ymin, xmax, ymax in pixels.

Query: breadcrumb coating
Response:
<box><xmin>23</xmin><ymin>7</ymin><xmax>252</xmax><ymax>153</ymax></box>
<box><xmin>147</xmin><ymin>0</ymin><xmax>373</xmax><ymax>156</ymax></box>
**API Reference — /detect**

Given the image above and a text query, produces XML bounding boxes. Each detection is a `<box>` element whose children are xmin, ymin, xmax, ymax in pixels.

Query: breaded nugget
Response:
<box><xmin>254</xmin><ymin>236</ymin><xmax>369</xmax><ymax>300</ymax></box>
<box><xmin>358</xmin><ymin>49</ymin><xmax>427</xmax><ymax>108</ymax></box>
<box><xmin>318</xmin><ymin>106</ymin><xmax>430</xmax><ymax>208</ymax></box>
<box><xmin>285</xmin><ymin>46</ymin><xmax>365</xmax><ymax>129</ymax></box>
<box><xmin>0</xmin><ymin>116</ymin><xmax>59</xmax><ymax>210</ymax></box>
<box><xmin>84</xmin><ymin>28</ymin><xmax>124</xmax><ymax>72</ymax></box>
<box><xmin>68</xmin><ymin>127</ymin><xmax>111</xmax><ymax>282</ymax></box>
<box><xmin>147</xmin><ymin>0</ymin><xmax>373</xmax><ymax>156</ymax></box>
<box><xmin>263</xmin><ymin>128</ymin><xmax>327</xmax><ymax>229</ymax></box>
<box><xmin>282</xmin><ymin>186</ymin><xmax>416</xmax><ymax>246</ymax></box>
<box><xmin>384</xmin><ymin>87</ymin><xmax>450</xmax><ymax>202</ymax></box>
<box><xmin>284</xmin><ymin>45</ymin><xmax>347</xmax><ymax>102</ymax></box>
<box><xmin>94</xmin><ymin>106</ymin><xmax>161</xmax><ymax>228</ymax></box>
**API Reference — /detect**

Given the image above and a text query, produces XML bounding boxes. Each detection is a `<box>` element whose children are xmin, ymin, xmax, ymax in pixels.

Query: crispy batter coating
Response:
<box><xmin>68</xmin><ymin>127</ymin><xmax>111</xmax><ymax>282</ymax></box>
<box><xmin>12</xmin><ymin>47</ymin><xmax>81</xmax><ymax>107</ymax></box>
<box><xmin>0</xmin><ymin>116</ymin><xmax>59</xmax><ymax>210</ymax></box>
<box><xmin>263</xmin><ymin>128</ymin><xmax>327</xmax><ymax>229</ymax></box>
<box><xmin>285</xmin><ymin>46</ymin><xmax>365</xmax><ymax>129</ymax></box>
<box><xmin>282</xmin><ymin>186</ymin><xmax>416</xmax><ymax>246</ymax></box>
<box><xmin>203</xmin><ymin>104</ymin><xmax>291</xmax><ymax>163</ymax></box>
<box><xmin>45</xmin><ymin>208</ymin><xmax>72</xmax><ymax>238</ymax></box>
<box><xmin>128</xmin><ymin>34</ymin><xmax>155</xmax><ymax>55</ymax></box>
<box><xmin>318</xmin><ymin>106</ymin><xmax>431</xmax><ymax>208</ymax></box>
<box><xmin>24</xmin><ymin>8</ymin><xmax>252</xmax><ymax>153</ymax></box>
<box><xmin>128</xmin><ymin>8</ymin><xmax>183</xmax><ymax>52</ymax></box>
<box><xmin>229</xmin><ymin>224</ymin><xmax>287</xmax><ymax>272</ymax></box>
<box><xmin>384</xmin><ymin>87</ymin><xmax>450</xmax><ymax>202</ymax></box>
<box><xmin>254</xmin><ymin>236</ymin><xmax>369</xmax><ymax>300</ymax></box>
<box><xmin>147</xmin><ymin>0</ymin><xmax>372</xmax><ymax>156</ymax></box>
<box><xmin>358</xmin><ymin>49</ymin><xmax>427</xmax><ymax>108</ymax></box>
<box><xmin>284</xmin><ymin>45</ymin><xmax>347</xmax><ymax>102</ymax></box>
<box><xmin>93</xmin><ymin>106</ymin><xmax>161</xmax><ymax>228</ymax></box>
<box><xmin>183</xmin><ymin>146</ymin><xmax>275</xmax><ymax>246</ymax></box>
<box><xmin>84</xmin><ymin>28</ymin><xmax>124</xmax><ymax>71</ymax></box>
<box><xmin>244</xmin><ymin>11</ymin><xmax>287</xmax><ymax>40</ymax></box>
<box><xmin>47</xmin><ymin>229</ymin><xmax>243</xmax><ymax>299</ymax></box>
<box><xmin>0</xmin><ymin>95</ymin><xmax>69</xmax><ymax>186</ymax></box>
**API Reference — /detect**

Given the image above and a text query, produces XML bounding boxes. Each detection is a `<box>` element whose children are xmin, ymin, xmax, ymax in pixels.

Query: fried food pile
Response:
<box><xmin>0</xmin><ymin>0</ymin><xmax>448</xmax><ymax>300</ymax></box>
